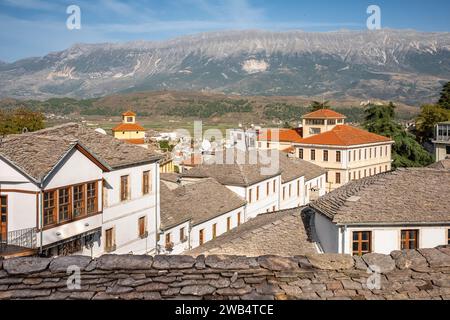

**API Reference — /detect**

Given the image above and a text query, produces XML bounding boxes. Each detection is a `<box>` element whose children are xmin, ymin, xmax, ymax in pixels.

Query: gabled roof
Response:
<box><xmin>122</xmin><ymin>111</ymin><xmax>136</xmax><ymax>116</ymax></box>
<box><xmin>160</xmin><ymin>178</ymin><xmax>247</xmax><ymax>230</ymax></box>
<box><xmin>31</xmin><ymin>123</ymin><xmax>161</xmax><ymax>169</ymax></box>
<box><xmin>302</xmin><ymin>109</ymin><xmax>346</xmax><ymax>119</ymax></box>
<box><xmin>188</xmin><ymin>208</ymin><xmax>317</xmax><ymax>257</ymax></box>
<box><xmin>0</xmin><ymin>135</ymin><xmax>108</xmax><ymax>184</ymax></box>
<box><xmin>258</xmin><ymin>128</ymin><xmax>303</xmax><ymax>143</ymax></box>
<box><xmin>297</xmin><ymin>125</ymin><xmax>392</xmax><ymax>146</ymax></box>
<box><xmin>182</xmin><ymin>150</ymin><xmax>281</xmax><ymax>187</ymax></box>
<box><xmin>112</xmin><ymin>123</ymin><xmax>146</xmax><ymax>132</ymax></box>
<box><xmin>428</xmin><ymin>159</ymin><xmax>450</xmax><ymax>170</ymax></box>
<box><xmin>309</xmin><ymin>168</ymin><xmax>450</xmax><ymax>225</ymax></box>
<box><xmin>124</xmin><ymin>138</ymin><xmax>145</xmax><ymax>145</ymax></box>
<box><xmin>278</xmin><ymin>153</ymin><xmax>327</xmax><ymax>182</ymax></box>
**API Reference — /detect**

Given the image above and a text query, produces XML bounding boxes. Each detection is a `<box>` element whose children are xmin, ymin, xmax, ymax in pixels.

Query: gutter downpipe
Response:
<box><xmin>341</xmin><ymin>225</ymin><xmax>347</xmax><ymax>254</ymax></box>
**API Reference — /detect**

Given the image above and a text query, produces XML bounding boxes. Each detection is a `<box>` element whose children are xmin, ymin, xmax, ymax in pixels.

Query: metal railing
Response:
<box><xmin>0</xmin><ymin>228</ymin><xmax>37</xmax><ymax>249</ymax></box>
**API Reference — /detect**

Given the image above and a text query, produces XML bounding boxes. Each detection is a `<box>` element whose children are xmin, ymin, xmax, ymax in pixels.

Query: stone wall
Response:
<box><xmin>0</xmin><ymin>247</ymin><xmax>449</xmax><ymax>300</ymax></box>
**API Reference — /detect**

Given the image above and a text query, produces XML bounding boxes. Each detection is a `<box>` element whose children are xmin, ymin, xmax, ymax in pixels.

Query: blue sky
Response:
<box><xmin>1</xmin><ymin>0</ymin><xmax>450</xmax><ymax>62</ymax></box>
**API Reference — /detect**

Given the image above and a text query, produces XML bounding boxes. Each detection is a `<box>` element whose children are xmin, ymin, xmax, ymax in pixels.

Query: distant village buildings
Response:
<box><xmin>112</xmin><ymin>111</ymin><xmax>146</xmax><ymax>145</ymax></box>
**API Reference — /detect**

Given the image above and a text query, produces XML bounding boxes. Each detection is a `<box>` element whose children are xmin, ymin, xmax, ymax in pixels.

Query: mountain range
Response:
<box><xmin>1</xmin><ymin>29</ymin><xmax>449</xmax><ymax>106</ymax></box>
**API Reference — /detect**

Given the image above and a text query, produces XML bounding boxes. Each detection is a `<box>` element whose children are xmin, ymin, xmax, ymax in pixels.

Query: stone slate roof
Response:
<box><xmin>278</xmin><ymin>153</ymin><xmax>327</xmax><ymax>183</ymax></box>
<box><xmin>0</xmin><ymin>135</ymin><xmax>79</xmax><ymax>182</ymax></box>
<box><xmin>160</xmin><ymin>178</ymin><xmax>247</xmax><ymax>231</ymax></box>
<box><xmin>32</xmin><ymin>123</ymin><xmax>161</xmax><ymax>169</ymax></box>
<box><xmin>428</xmin><ymin>159</ymin><xmax>450</xmax><ymax>170</ymax></box>
<box><xmin>309</xmin><ymin>168</ymin><xmax>450</xmax><ymax>225</ymax></box>
<box><xmin>182</xmin><ymin>150</ymin><xmax>281</xmax><ymax>187</ymax></box>
<box><xmin>160</xmin><ymin>173</ymin><xmax>181</xmax><ymax>183</ymax></box>
<box><xmin>188</xmin><ymin>208</ymin><xmax>317</xmax><ymax>257</ymax></box>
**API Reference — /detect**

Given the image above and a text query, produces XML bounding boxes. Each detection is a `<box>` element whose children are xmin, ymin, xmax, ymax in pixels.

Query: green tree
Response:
<box><xmin>438</xmin><ymin>82</ymin><xmax>450</xmax><ymax>110</ymax></box>
<box><xmin>309</xmin><ymin>100</ymin><xmax>331</xmax><ymax>112</ymax></box>
<box><xmin>0</xmin><ymin>108</ymin><xmax>45</xmax><ymax>135</ymax></box>
<box><xmin>415</xmin><ymin>104</ymin><xmax>450</xmax><ymax>143</ymax></box>
<box><xmin>363</xmin><ymin>103</ymin><xmax>434</xmax><ymax>168</ymax></box>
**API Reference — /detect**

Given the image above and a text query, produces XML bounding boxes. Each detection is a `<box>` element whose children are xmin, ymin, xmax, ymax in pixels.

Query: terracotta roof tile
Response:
<box><xmin>297</xmin><ymin>125</ymin><xmax>392</xmax><ymax>146</ymax></box>
<box><xmin>112</xmin><ymin>123</ymin><xmax>146</xmax><ymax>132</ymax></box>
<box><xmin>122</xmin><ymin>111</ymin><xmax>136</xmax><ymax>116</ymax></box>
<box><xmin>258</xmin><ymin>128</ymin><xmax>303</xmax><ymax>143</ymax></box>
<box><xmin>302</xmin><ymin>109</ymin><xmax>346</xmax><ymax>119</ymax></box>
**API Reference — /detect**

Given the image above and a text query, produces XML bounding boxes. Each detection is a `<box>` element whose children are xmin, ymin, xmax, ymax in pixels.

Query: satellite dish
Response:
<box><xmin>95</xmin><ymin>128</ymin><xmax>107</xmax><ymax>135</ymax></box>
<box><xmin>201</xmin><ymin>140</ymin><xmax>211</xmax><ymax>152</ymax></box>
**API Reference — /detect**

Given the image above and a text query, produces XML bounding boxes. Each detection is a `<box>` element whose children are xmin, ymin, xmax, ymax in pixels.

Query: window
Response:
<box><xmin>401</xmin><ymin>230</ymin><xmax>419</xmax><ymax>250</ymax></box>
<box><xmin>127</xmin><ymin>116</ymin><xmax>133</xmax><ymax>123</ymax></box>
<box><xmin>105</xmin><ymin>228</ymin><xmax>115</xmax><ymax>252</ymax></box>
<box><xmin>364</xmin><ymin>169</ymin><xmax>367</xmax><ymax>178</ymax></box>
<box><xmin>1</xmin><ymin>196</ymin><xmax>7</xmax><ymax>242</ymax></box>
<box><xmin>282</xmin><ymin>186</ymin><xmax>286</xmax><ymax>200</ymax></box>
<box><xmin>120</xmin><ymin>175</ymin><xmax>129</xmax><ymax>202</ymax></box>
<box><xmin>447</xmin><ymin>146</ymin><xmax>450</xmax><ymax>155</ymax></box>
<box><xmin>227</xmin><ymin>217</ymin><xmax>231</xmax><ymax>232</ymax></box>
<box><xmin>199</xmin><ymin>229</ymin><xmax>205</xmax><ymax>245</ymax></box>
<box><xmin>138</xmin><ymin>217</ymin><xmax>146</xmax><ymax>238</ymax></box>
<box><xmin>297</xmin><ymin>180</ymin><xmax>301</xmax><ymax>197</ymax></box>
<box><xmin>328</xmin><ymin>119</ymin><xmax>336</xmax><ymax>125</ymax></box>
<box><xmin>237</xmin><ymin>212</ymin><xmax>242</xmax><ymax>226</ymax></box>
<box><xmin>142</xmin><ymin>171</ymin><xmax>150</xmax><ymax>195</ymax></box>
<box><xmin>306</xmin><ymin>119</ymin><xmax>325</xmax><ymax>125</ymax></box>
<box><xmin>273</xmin><ymin>180</ymin><xmax>276</xmax><ymax>193</ymax></box>
<box><xmin>165</xmin><ymin>233</ymin><xmax>172</xmax><ymax>249</ymax></box>
<box><xmin>359</xmin><ymin>149</ymin><xmax>362</xmax><ymax>160</ymax></box>
<box><xmin>289</xmin><ymin>184</ymin><xmax>292</xmax><ymax>198</ymax></box>
<box><xmin>364</xmin><ymin>149</ymin><xmax>367</xmax><ymax>160</ymax></box>
<box><xmin>102</xmin><ymin>180</ymin><xmax>108</xmax><ymax>208</ymax></box>
<box><xmin>256</xmin><ymin>186</ymin><xmax>260</xmax><ymax>201</ymax></box>
<box><xmin>73</xmin><ymin>185</ymin><xmax>85</xmax><ymax>218</ymax></box>
<box><xmin>58</xmin><ymin>188</ymin><xmax>71</xmax><ymax>222</ymax></box>
<box><xmin>369</xmin><ymin>148</ymin><xmax>372</xmax><ymax>159</ymax></box>
<box><xmin>374</xmin><ymin>167</ymin><xmax>377</xmax><ymax>175</ymax></box>
<box><xmin>374</xmin><ymin>148</ymin><xmax>377</xmax><ymax>158</ymax></box>
<box><xmin>348</xmin><ymin>172</ymin><xmax>352</xmax><ymax>182</ymax></box>
<box><xmin>335</xmin><ymin>173</ymin><xmax>341</xmax><ymax>184</ymax></box>
<box><xmin>385</xmin><ymin>146</ymin><xmax>388</xmax><ymax>156</ymax></box>
<box><xmin>180</xmin><ymin>227</ymin><xmax>186</xmax><ymax>242</ymax></box>
<box><xmin>299</xmin><ymin>149</ymin><xmax>304</xmax><ymax>159</ymax></box>
<box><xmin>348</xmin><ymin>151</ymin><xmax>351</xmax><ymax>162</ymax></box>
<box><xmin>86</xmin><ymin>182</ymin><xmax>97</xmax><ymax>215</ymax></box>
<box><xmin>325</xmin><ymin>172</ymin><xmax>328</xmax><ymax>183</ymax></box>
<box><xmin>353</xmin><ymin>150</ymin><xmax>356</xmax><ymax>162</ymax></box>
<box><xmin>448</xmin><ymin>230</ymin><xmax>450</xmax><ymax>245</ymax></box>
<box><xmin>323</xmin><ymin>150</ymin><xmax>329</xmax><ymax>162</ymax></box>
<box><xmin>352</xmin><ymin>231</ymin><xmax>372</xmax><ymax>256</ymax></box>
<box><xmin>212</xmin><ymin>224</ymin><xmax>217</xmax><ymax>239</ymax></box>
<box><xmin>248</xmin><ymin>189</ymin><xmax>252</xmax><ymax>203</ymax></box>
<box><xmin>266</xmin><ymin>182</ymin><xmax>270</xmax><ymax>196</ymax></box>
<box><xmin>336</xmin><ymin>151</ymin><xmax>341</xmax><ymax>163</ymax></box>
<box><xmin>311</xmin><ymin>149</ymin><xmax>316</xmax><ymax>161</ymax></box>
<box><xmin>43</xmin><ymin>191</ymin><xmax>57</xmax><ymax>226</ymax></box>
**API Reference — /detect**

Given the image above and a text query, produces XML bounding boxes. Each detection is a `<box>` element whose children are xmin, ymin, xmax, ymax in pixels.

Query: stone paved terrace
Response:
<box><xmin>0</xmin><ymin>247</ymin><xmax>449</xmax><ymax>300</ymax></box>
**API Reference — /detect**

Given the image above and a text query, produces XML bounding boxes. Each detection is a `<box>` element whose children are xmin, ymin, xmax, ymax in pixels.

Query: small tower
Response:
<box><xmin>112</xmin><ymin>110</ymin><xmax>146</xmax><ymax>145</ymax></box>
<box><xmin>301</xmin><ymin>109</ymin><xmax>346</xmax><ymax>138</ymax></box>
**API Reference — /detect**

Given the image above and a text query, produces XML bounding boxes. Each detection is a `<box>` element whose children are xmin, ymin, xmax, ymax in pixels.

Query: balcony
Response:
<box><xmin>0</xmin><ymin>228</ymin><xmax>38</xmax><ymax>258</ymax></box>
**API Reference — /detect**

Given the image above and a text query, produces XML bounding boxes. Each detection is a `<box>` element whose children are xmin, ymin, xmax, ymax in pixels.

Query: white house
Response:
<box><xmin>0</xmin><ymin>123</ymin><xmax>162</xmax><ymax>258</ymax></box>
<box><xmin>307</xmin><ymin>168</ymin><xmax>450</xmax><ymax>255</ymax></box>
<box><xmin>159</xmin><ymin>178</ymin><xmax>246</xmax><ymax>254</ymax></box>
<box><xmin>182</xmin><ymin>150</ymin><xmax>282</xmax><ymax>220</ymax></box>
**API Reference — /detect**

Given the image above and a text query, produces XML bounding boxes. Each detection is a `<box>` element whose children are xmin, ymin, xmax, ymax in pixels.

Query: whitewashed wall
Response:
<box><xmin>102</xmin><ymin>162</ymin><xmax>160</xmax><ymax>256</ymax></box>
<box><xmin>280</xmin><ymin>177</ymin><xmax>305</xmax><ymax>210</ymax></box>
<box><xmin>158</xmin><ymin>221</ymin><xmax>190</xmax><ymax>255</ymax></box>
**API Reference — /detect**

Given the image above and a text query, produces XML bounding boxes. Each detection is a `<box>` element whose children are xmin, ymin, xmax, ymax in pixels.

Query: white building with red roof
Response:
<box><xmin>294</xmin><ymin>109</ymin><xmax>394</xmax><ymax>191</ymax></box>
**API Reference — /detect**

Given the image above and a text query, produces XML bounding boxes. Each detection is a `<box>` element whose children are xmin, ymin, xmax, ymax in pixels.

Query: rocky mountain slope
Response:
<box><xmin>1</xmin><ymin>29</ymin><xmax>449</xmax><ymax>105</ymax></box>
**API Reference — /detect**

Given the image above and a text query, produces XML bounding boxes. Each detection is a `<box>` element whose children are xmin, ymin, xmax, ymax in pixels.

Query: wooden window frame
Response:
<box><xmin>256</xmin><ymin>186</ymin><xmax>260</xmax><ymax>201</ymax></box>
<box><xmin>138</xmin><ymin>216</ymin><xmax>146</xmax><ymax>238</ymax></box>
<box><xmin>43</xmin><ymin>190</ymin><xmax>57</xmax><ymax>227</ymax></box>
<box><xmin>212</xmin><ymin>224</ymin><xmax>217</xmax><ymax>239</ymax></box>
<box><xmin>299</xmin><ymin>149</ymin><xmax>304</xmax><ymax>159</ymax></box>
<box><xmin>352</xmin><ymin>231</ymin><xmax>372</xmax><ymax>256</ymax></box>
<box><xmin>335</xmin><ymin>172</ymin><xmax>341</xmax><ymax>184</ymax></box>
<box><xmin>180</xmin><ymin>227</ymin><xmax>186</xmax><ymax>242</ymax></box>
<box><xmin>336</xmin><ymin>151</ymin><xmax>341</xmax><ymax>163</ymax></box>
<box><xmin>199</xmin><ymin>229</ymin><xmax>205</xmax><ymax>246</ymax></box>
<box><xmin>142</xmin><ymin>171</ymin><xmax>150</xmax><ymax>195</ymax></box>
<box><xmin>401</xmin><ymin>230</ymin><xmax>419</xmax><ymax>250</ymax></box>
<box><xmin>58</xmin><ymin>188</ymin><xmax>72</xmax><ymax>223</ymax></box>
<box><xmin>86</xmin><ymin>182</ymin><xmax>98</xmax><ymax>215</ymax></box>
<box><xmin>248</xmin><ymin>189</ymin><xmax>252</xmax><ymax>204</ymax></box>
<box><xmin>120</xmin><ymin>175</ymin><xmax>129</xmax><ymax>202</ymax></box>
<box><xmin>297</xmin><ymin>180</ymin><xmax>300</xmax><ymax>197</ymax></box>
<box><xmin>105</xmin><ymin>228</ymin><xmax>115</xmax><ymax>252</ymax></box>
<box><xmin>273</xmin><ymin>180</ymin><xmax>276</xmax><ymax>193</ymax></box>
<box><xmin>73</xmin><ymin>184</ymin><xmax>86</xmax><ymax>218</ymax></box>
<box><xmin>323</xmin><ymin>150</ymin><xmax>328</xmax><ymax>162</ymax></box>
<box><xmin>311</xmin><ymin>149</ymin><xmax>316</xmax><ymax>161</ymax></box>
<box><xmin>266</xmin><ymin>182</ymin><xmax>270</xmax><ymax>196</ymax></box>
<box><xmin>227</xmin><ymin>217</ymin><xmax>231</xmax><ymax>232</ymax></box>
<box><xmin>237</xmin><ymin>212</ymin><xmax>241</xmax><ymax>226</ymax></box>
<box><xmin>1</xmin><ymin>195</ymin><xmax>8</xmax><ymax>242</ymax></box>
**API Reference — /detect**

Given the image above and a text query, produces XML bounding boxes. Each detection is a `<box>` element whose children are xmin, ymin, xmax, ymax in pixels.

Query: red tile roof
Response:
<box><xmin>258</xmin><ymin>128</ymin><xmax>303</xmax><ymax>143</ymax></box>
<box><xmin>297</xmin><ymin>125</ymin><xmax>392</xmax><ymax>146</ymax></box>
<box><xmin>122</xmin><ymin>111</ymin><xmax>136</xmax><ymax>116</ymax></box>
<box><xmin>302</xmin><ymin>109</ymin><xmax>346</xmax><ymax>119</ymax></box>
<box><xmin>112</xmin><ymin>123</ymin><xmax>146</xmax><ymax>132</ymax></box>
